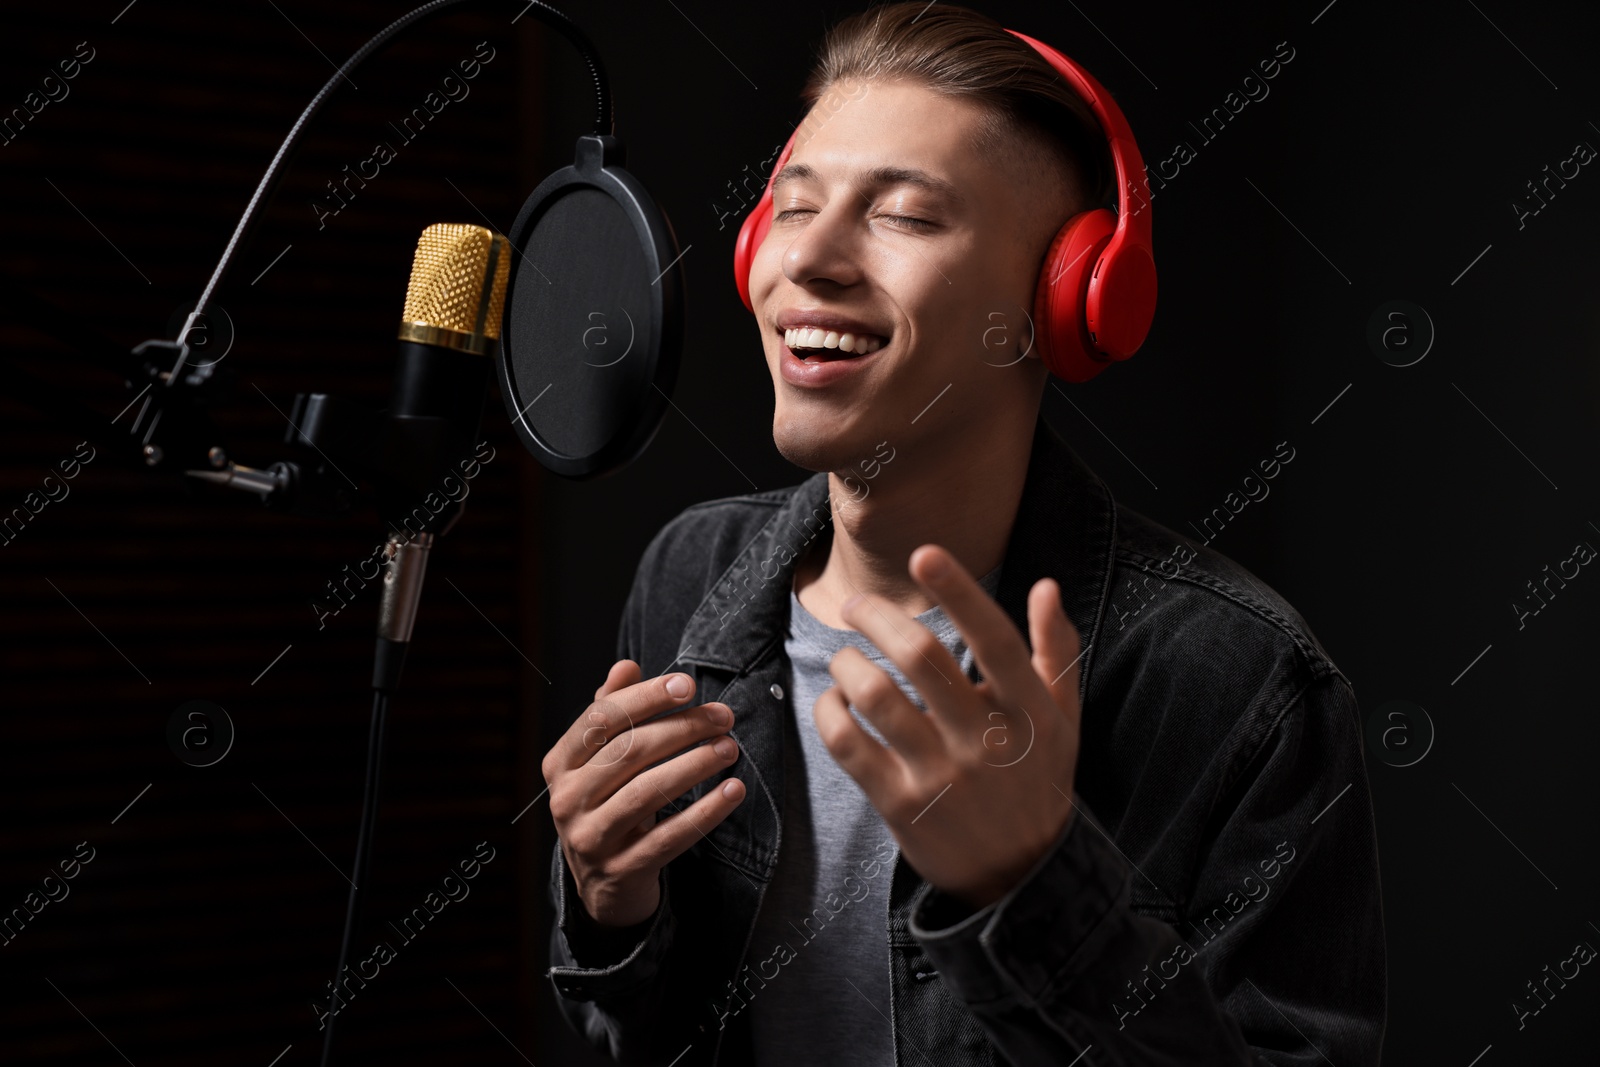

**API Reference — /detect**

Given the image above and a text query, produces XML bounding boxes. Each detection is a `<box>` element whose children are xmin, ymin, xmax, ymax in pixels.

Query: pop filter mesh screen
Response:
<box><xmin>505</xmin><ymin>186</ymin><xmax>653</xmax><ymax>459</ymax></box>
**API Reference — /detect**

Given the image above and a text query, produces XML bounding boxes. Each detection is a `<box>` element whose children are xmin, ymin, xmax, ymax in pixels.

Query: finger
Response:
<box><xmin>813</xmin><ymin>682</ymin><xmax>904</xmax><ymax>803</ymax></box>
<box><xmin>618</xmin><ymin>774</ymin><xmax>747</xmax><ymax>873</ymax></box>
<box><xmin>576</xmin><ymin>699</ymin><xmax>733</xmax><ymax>809</ymax></box>
<box><xmin>592</xmin><ymin>663</ymin><xmax>646</xmax><ymax>818</ymax></box>
<box><xmin>553</xmin><ymin>670</ymin><xmax>699</xmax><ymax>775</ymax></box>
<box><xmin>826</xmin><ymin>645</ymin><xmax>942</xmax><ymax>764</ymax></box>
<box><xmin>588</xmin><ymin>732</ymin><xmax>742</xmax><ymax>853</ymax></box>
<box><xmin>595</xmin><ymin>658</ymin><xmax>641</xmax><ymax>701</ymax></box>
<box><xmin>908</xmin><ymin>543</ymin><xmax>1044</xmax><ymax>713</ymax></box>
<box><xmin>1028</xmin><ymin>577</ymin><xmax>1083</xmax><ymax>723</ymax></box>
<box><xmin>837</xmin><ymin>589</ymin><xmax>971</xmax><ymax>736</ymax></box>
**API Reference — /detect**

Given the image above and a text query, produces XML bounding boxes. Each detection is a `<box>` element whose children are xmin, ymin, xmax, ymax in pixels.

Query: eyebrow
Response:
<box><xmin>770</xmin><ymin>162</ymin><xmax>966</xmax><ymax>204</ymax></box>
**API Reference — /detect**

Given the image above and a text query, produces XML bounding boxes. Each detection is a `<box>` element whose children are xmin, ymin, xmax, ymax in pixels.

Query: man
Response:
<box><xmin>541</xmin><ymin>5</ymin><xmax>1385</xmax><ymax>1065</ymax></box>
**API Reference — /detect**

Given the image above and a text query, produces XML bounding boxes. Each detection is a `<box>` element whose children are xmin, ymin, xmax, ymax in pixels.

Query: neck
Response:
<box><xmin>794</xmin><ymin>407</ymin><xmax>1039</xmax><ymax>629</ymax></box>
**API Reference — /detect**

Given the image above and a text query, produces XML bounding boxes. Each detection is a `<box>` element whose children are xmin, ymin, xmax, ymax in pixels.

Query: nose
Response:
<box><xmin>780</xmin><ymin>196</ymin><xmax>864</xmax><ymax>292</ymax></box>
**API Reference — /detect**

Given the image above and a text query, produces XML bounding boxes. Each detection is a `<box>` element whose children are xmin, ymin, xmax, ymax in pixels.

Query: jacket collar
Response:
<box><xmin>675</xmin><ymin>416</ymin><xmax>1118</xmax><ymax>700</ymax></box>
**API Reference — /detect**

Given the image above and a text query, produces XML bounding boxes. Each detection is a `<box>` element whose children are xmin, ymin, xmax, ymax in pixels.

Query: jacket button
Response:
<box><xmin>770</xmin><ymin>683</ymin><xmax>784</xmax><ymax>700</ymax></box>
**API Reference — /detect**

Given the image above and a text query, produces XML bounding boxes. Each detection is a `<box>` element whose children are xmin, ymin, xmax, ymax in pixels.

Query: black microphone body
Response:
<box><xmin>377</xmin><ymin>340</ymin><xmax>491</xmax><ymax>537</ymax></box>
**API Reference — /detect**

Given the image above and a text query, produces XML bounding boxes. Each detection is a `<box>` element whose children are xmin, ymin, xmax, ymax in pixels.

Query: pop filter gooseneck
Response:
<box><xmin>171</xmin><ymin>0</ymin><xmax>610</xmax><ymax>367</ymax></box>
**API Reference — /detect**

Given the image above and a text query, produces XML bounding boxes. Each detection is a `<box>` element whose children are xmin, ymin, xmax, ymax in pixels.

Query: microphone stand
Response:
<box><xmin>3</xmin><ymin>4</ymin><xmax>616</xmax><ymax>1065</ymax></box>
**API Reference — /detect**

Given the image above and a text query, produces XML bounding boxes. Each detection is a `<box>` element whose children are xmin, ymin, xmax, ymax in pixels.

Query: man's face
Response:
<box><xmin>749</xmin><ymin>77</ymin><xmax>1058</xmax><ymax>477</ymax></box>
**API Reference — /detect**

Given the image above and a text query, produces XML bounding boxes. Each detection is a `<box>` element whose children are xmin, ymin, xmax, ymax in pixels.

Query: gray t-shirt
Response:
<box><xmin>746</xmin><ymin>565</ymin><xmax>1003</xmax><ymax>1065</ymax></box>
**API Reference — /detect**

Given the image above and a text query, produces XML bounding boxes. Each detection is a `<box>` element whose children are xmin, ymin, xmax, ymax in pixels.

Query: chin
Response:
<box><xmin>771</xmin><ymin>407</ymin><xmax>856</xmax><ymax>474</ymax></box>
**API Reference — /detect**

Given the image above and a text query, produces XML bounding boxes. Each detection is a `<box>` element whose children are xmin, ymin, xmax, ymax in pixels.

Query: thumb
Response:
<box><xmin>1028</xmin><ymin>578</ymin><xmax>1082</xmax><ymax>718</ymax></box>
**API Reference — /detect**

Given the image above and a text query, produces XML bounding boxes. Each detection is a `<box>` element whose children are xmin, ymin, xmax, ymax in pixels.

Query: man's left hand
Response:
<box><xmin>815</xmin><ymin>543</ymin><xmax>1085</xmax><ymax>911</ymax></box>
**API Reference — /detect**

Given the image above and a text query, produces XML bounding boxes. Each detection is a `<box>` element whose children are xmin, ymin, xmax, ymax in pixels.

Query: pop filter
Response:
<box><xmin>498</xmin><ymin>134</ymin><xmax>684</xmax><ymax>479</ymax></box>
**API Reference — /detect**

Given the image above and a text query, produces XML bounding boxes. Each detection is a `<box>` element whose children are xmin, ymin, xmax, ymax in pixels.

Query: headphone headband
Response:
<box><xmin>1004</xmin><ymin>30</ymin><xmax>1152</xmax><ymax>258</ymax></box>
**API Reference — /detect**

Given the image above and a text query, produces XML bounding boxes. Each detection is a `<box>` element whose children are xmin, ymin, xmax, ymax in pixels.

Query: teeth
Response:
<box><xmin>783</xmin><ymin>327</ymin><xmax>886</xmax><ymax>354</ymax></box>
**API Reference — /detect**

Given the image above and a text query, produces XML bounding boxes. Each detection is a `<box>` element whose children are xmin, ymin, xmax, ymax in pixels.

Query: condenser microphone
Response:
<box><xmin>373</xmin><ymin>222</ymin><xmax>509</xmax><ymax>692</ymax></box>
<box><xmin>382</xmin><ymin>222</ymin><xmax>509</xmax><ymax>531</ymax></box>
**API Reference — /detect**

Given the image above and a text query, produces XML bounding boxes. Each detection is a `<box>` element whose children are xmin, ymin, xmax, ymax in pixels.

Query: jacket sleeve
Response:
<box><xmin>547</xmin><ymin>845</ymin><xmax>688</xmax><ymax>1063</ymax></box>
<box><xmin>906</xmin><ymin>670</ymin><xmax>1387</xmax><ymax>1067</ymax></box>
<box><xmin>545</xmin><ymin>543</ymin><xmax>700</xmax><ymax>1065</ymax></box>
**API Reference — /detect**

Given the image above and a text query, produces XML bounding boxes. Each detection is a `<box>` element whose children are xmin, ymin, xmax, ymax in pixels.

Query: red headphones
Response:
<box><xmin>732</xmin><ymin>29</ymin><xmax>1156</xmax><ymax>383</ymax></box>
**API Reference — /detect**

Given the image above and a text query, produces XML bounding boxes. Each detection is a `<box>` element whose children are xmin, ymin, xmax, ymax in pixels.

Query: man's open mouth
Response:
<box><xmin>782</xmin><ymin>327</ymin><xmax>888</xmax><ymax>362</ymax></box>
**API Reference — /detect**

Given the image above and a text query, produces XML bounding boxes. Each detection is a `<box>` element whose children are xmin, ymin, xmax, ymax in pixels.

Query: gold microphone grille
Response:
<box><xmin>398</xmin><ymin>222</ymin><xmax>511</xmax><ymax>355</ymax></box>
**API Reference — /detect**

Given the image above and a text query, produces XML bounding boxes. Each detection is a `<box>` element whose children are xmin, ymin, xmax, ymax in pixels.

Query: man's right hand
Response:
<box><xmin>543</xmin><ymin>660</ymin><xmax>745</xmax><ymax>929</ymax></box>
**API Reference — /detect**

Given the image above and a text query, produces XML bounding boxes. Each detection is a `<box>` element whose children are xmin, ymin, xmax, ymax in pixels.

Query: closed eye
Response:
<box><xmin>772</xmin><ymin>207</ymin><xmax>937</xmax><ymax>233</ymax></box>
<box><xmin>879</xmin><ymin>214</ymin><xmax>936</xmax><ymax>232</ymax></box>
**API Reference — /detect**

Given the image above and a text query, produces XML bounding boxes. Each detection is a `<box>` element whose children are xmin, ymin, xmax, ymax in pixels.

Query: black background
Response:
<box><xmin>1</xmin><ymin>0</ymin><xmax>1595</xmax><ymax>1064</ymax></box>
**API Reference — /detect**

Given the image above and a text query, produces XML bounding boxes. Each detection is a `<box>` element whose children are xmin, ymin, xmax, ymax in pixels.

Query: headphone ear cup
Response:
<box><xmin>1086</xmin><ymin>233</ymin><xmax>1158</xmax><ymax>361</ymax></box>
<box><xmin>1034</xmin><ymin>208</ymin><xmax>1115</xmax><ymax>382</ymax></box>
<box><xmin>733</xmin><ymin>196</ymin><xmax>773</xmax><ymax>313</ymax></box>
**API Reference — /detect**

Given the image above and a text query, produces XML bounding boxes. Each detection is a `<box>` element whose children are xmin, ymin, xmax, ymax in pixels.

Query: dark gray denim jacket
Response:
<box><xmin>547</xmin><ymin>416</ymin><xmax>1386</xmax><ymax>1066</ymax></box>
